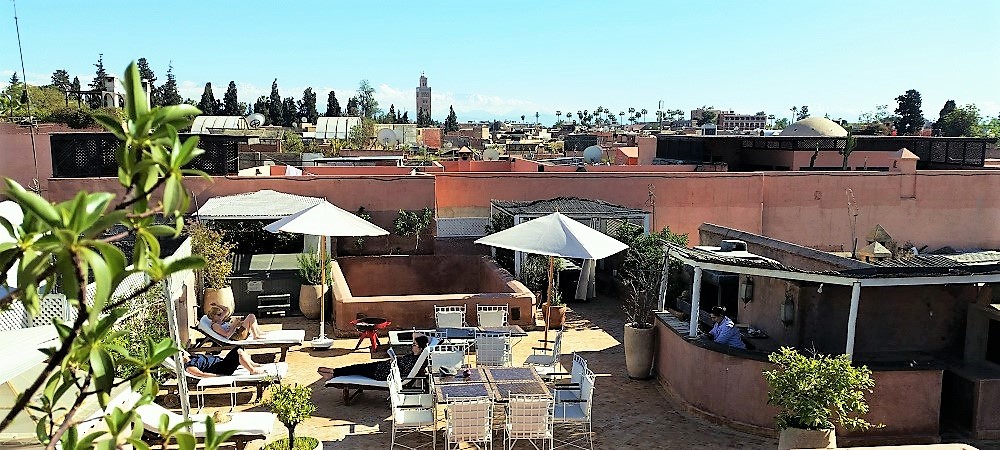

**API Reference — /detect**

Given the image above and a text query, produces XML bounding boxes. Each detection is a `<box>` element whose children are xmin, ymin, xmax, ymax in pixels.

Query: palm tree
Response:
<box><xmin>535</xmin><ymin>111</ymin><xmax>539</xmax><ymax>125</ymax></box>
<box><xmin>521</xmin><ymin>114</ymin><xmax>525</xmax><ymax>123</ymax></box>
<box><xmin>565</xmin><ymin>111</ymin><xmax>572</xmax><ymax>122</ymax></box>
<box><xmin>619</xmin><ymin>111</ymin><xmax>625</xmax><ymax>127</ymax></box>
<box><xmin>556</xmin><ymin>110</ymin><xmax>561</xmax><ymax>121</ymax></box>
<box><xmin>641</xmin><ymin>108</ymin><xmax>648</xmax><ymax>123</ymax></box>
<box><xmin>790</xmin><ymin>106</ymin><xmax>798</xmax><ymax>124</ymax></box>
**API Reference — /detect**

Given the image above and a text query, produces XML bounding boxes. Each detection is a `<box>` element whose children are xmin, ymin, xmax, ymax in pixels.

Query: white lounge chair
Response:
<box><xmin>162</xmin><ymin>355</ymin><xmax>287</xmax><ymax>404</ymax></box>
<box><xmin>77</xmin><ymin>389</ymin><xmax>274</xmax><ymax>450</ymax></box>
<box><xmin>552</xmin><ymin>364</ymin><xmax>596</xmax><ymax>450</ymax></box>
<box><xmin>191</xmin><ymin>315</ymin><xmax>305</xmax><ymax>361</ymax></box>
<box><xmin>326</xmin><ymin>337</ymin><xmax>439</xmax><ymax>405</ymax></box>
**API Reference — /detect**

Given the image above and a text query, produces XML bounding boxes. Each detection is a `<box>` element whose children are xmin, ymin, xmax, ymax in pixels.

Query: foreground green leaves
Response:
<box><xmin>0</xmin><ymin>61</ymin><xmax>221</xmax><ymax>449</ymax></box>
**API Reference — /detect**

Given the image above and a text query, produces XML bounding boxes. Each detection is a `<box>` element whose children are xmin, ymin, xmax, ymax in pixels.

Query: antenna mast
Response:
<box><xmin>12</xmin><ymin>0</ymin><xmax>40</xmax><ymax>194</ymax></box>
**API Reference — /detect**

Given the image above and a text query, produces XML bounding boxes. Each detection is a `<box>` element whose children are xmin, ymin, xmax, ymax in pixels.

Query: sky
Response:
<box><xmin>1</xmin><ymin>1</ymin><xmax>998</xmax><ymax>124</ymax></box>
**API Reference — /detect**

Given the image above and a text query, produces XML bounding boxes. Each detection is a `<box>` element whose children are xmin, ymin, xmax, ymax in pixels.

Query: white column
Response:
<box><xmin>846</xmin><ymin>281</ymin><xmax>861</xmax><ymax>360</ymax></box>
<box><xmin>689</xmin><ymin>266</ymin><xmax>703</xmax><ymax>338</ymax></box>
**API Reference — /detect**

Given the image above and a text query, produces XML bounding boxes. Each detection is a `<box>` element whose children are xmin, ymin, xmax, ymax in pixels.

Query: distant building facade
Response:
<box><xmin>717</xmin><ymin>112</ymin><xmax>767</xmax><ymax>131</ymax></box>
<box><xmin>416</xmin><ymin>73</ymin><xmax>432</xmax><ymax>118</ymax></box>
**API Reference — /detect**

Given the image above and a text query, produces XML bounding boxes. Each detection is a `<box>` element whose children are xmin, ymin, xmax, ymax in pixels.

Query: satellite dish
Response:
<box><xmin>377</xmin><ymin>128</ymin><xmax>401</xmax><ymax>147</ymax></box>
<box><xmin>247</xmin><ymin>113</ymin><xmax>265</xmax><ymax>128</ymax></box>
<box><xmin>483</xmin><ymin>147</ymin><xmax>500</xmax><ymax>161</ymax></box>
<box><xmin>583</xmin><ymin>145</ymin><xmax>602</xmax><ymax>163</ymax></box>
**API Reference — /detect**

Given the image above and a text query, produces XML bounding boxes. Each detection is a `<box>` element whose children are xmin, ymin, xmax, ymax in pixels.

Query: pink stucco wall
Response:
<box><xmin>655</xmin><ymin>319</ymin><xmax>943</xmax><ymax>445</ymax></box>
<box><xmin>434</xmin><ymin>170</ymin><xmax>1000</xmax><ymax>250</ymax></box>
<box><xmin>330</xmin><ymin>255</ymin><xmax>535</xmax><ymax>335</ymax></box>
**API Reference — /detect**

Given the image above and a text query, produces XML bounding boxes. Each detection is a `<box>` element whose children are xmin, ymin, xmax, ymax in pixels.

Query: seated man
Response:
<box><xmin>182</xmin><ymin>348</ymin><xmax>266</xmax><ymax>377</ymax></box>
<box><xmin>318</xmin><ymin>335</ymin><xmax>429</xmax><ymax>381</ymax></box>
<box><xmin>704</xmin><ymin>306</ymin><xmax>746</xmax><ymax>350</ymax></box>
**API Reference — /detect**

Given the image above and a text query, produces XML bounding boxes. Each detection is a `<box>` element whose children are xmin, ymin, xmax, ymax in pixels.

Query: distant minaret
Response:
<box><xmin>416</xmin><ymin>72</ymin><xmax>432</xmax><ymax>120</ymax></box>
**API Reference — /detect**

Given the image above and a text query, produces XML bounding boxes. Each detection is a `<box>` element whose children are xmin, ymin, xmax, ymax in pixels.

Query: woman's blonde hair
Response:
<box><xmin>209</xmin><ymin>305</ymin><xmax>227</xmax><ymax>320</ymax></box>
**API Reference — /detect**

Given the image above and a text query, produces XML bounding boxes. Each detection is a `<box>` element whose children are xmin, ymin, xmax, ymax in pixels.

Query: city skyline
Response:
<box><xmin>2</xmin><ymin>1</ymin><xmax>998</xmax><ymax>124</ymax></box>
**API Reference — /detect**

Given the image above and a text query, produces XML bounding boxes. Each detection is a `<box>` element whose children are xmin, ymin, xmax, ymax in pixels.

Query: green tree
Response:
<box><xmin>223</xmin><ymin>81</ymin><xmax>240</xmax><ymax>115</ymax></box>
<box><xmin>356</xmin><ymin>79</ymin><xmax>379</xmax><ymax>119</ymax></box>
<box><xmin>933</xmin><ymin>100</ymin><xmax>956</xmax><ymax>135</ymax></box>
<box><xmin>938</xmin><ymin>104</ymin><xmax>982</xmax><ymax>137</ymax></box>
<box><xmin>88</xmin><ymin>54</ymin><xmax>108</xmax><ymax>108</ymax></box>
<box><xmin>773</xmin><ymin>118</ymin><xmax>791</xmax><ymax>129</ymax></box>
<box><xmin>345</xmin><ymin>96</ymin><xmax>359</xmax><ymax>117</ymax></box>
<box><xmin>50</xmin><ymin>69</ymin><xmax>71</xmax><ymax>92</ymax></box>
<box><xmin>282</xmin><ymin>130</ymin><xmax>305</xmax><ymax>153</ymax></box>
<box><xmin>385</xmin><ymin>104</ymin><xmax>397</xmax><ymax>124</ymax></box>
<box><xmin>135</xmin><ymin>58</ymin><xmax>158</xmax><ymax>106</ymax></box>
<box><xmin>325</xmin><ymin>90</ymin><xmax>341</xmax><ymax>116</ymax></box>
<box><xmin>347</xmin><ymin>118</ymin><xmax>376</xmax><ymax>148</ymax></box>
<box><xmin>796</xmin><ymin>105</ymin><xmax>810</xmax><ymax>121</ymax></box>
<box><xmin>394</xmin><ymin>208</ymin><xmax>434</xmax><ymax>252</ymax></box>
<box><xmin>893</xmin><ymin>89</ymin><xmax>923</xmax><ymax>135</ymax></box>
<box><xmin>268</xmin><ymin>79</ymin><xmax>282</xmax><ymax>126</ymax></box>
<box><xmin>198</xmin><ymin>82</ymin><xmax>218</xmax><ymax>115</ymax></box>
<box><xmin>70</xmin><ymin>76</ymin><xmax>81</xmax><ymax>100</ymax></box>
<box><xmin>0</xmin><ymin>61</ymin><xmax>224</xmax><ymax>448</ymax></box>
<box><xmin>158</xmin><ymin>62</ymin><xmax>182</xmax><ymax>106</ymax></box>
<box><xmin>444</xmin><ymin>105</ymin><xmax>459</xmax><ymax>132</ymax></box>
<box><xmin>399</xmin><ymin>111</ymin><xmax>409</xmax><ymax>124</ymax></box>
<box><xmin>840</xmin><ymin>132</ymin><xmax>856</xmax><ymax>170</ymax></box>
<box><xmin>253</xmin><ymin>96</ymin><xmax>268</xmax><ymax>115</ymax></box>
<box><xmin>697</xmin><ymin>106</ymin><xmax>717</xmax><ymax>125</ymax></box>
<box><xmin>298</xmin><ymin>87</ymin><xmax>318</xmax><ymax>124</ymax></box>
<box><xmin>281</xmin><ymin>96</ymin><xmax>297</xmax><ymax>127</ymax></box>
<box><xmin>416</xmin><ymin>109</ymin><xmax>430</xmax><ymax>127</ymax></box>
<box><xmin>8</xmin><ymin>72</ymin><xmax>20</xmax><ymax>87</ymax></box>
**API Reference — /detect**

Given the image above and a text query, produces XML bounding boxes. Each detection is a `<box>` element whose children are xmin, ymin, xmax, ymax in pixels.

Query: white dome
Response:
<box><xmin>781</xmin><ymin>117</ymin><xmax>848</xmax><ymax>137</ymax></box>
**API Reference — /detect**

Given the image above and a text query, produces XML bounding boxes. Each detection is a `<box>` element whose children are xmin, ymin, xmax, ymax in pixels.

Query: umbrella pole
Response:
<box><xmin>164</xmin><ymin>276</ymin><xmax>190</xmax><ymax>430</ymax></box>
<box><xmin>545</xmin><ymin>256</ymin><xmax>554</xmax><ymax>341</ymax></box>
<box><xmin>319</xmin><ymin>236</ymin><xmax>327</xmax><ymax>339</ymax></box>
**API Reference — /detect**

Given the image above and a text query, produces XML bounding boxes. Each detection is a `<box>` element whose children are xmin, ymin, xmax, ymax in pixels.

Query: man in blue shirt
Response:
<box><xmin>706</xmin><ymin>306</ymin><xmax>746</xmax><ymax>349</ymax></box>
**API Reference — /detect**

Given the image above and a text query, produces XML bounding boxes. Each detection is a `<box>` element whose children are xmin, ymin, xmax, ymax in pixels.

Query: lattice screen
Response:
<box><xmin>31</xmin><ymin>294</ymin><xmax>69</xmax><ymax>327</ymax></box>
<box><xmin>437</xmin><ymin>218</ymin><xmax>490</xmax><ymax>238</ymax></box>
<box><xmin>0</xmin><ymin>300</ymin><xmax>29</xmax><ymax>331</ymax></box>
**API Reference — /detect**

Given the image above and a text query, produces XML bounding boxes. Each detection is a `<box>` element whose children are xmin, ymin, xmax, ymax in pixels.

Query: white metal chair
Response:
<box><xmin>388</xmin><ymin>357</ymin><xmax>436</xmax><ymax>450</ymax></box>
<box><xmin>505</xmin><ymin>393</ymin><xmax>554</xmax><ymax>450</ymax></box>
<box><xmin>429</xmin><ymin>342</ymin><xmax>470</xmax><ymax>375</ymax></box>
<box><xmin>435</xmin><ymin>305</ymin><xmax>467</xmax><ymax>328</ymax></box>
<box><xmin>550</xmin><ymin>353</ymin><xmax>589</xmax><ymax>403</ymax></box>
<box><xmin>552</xmin><ymin>366</ymin><xmax>596</xmax><ymax>450</ymax></box>
<box><xmin>475</xmin><ymin>330</ymin><xmax>512</xmax><ymax>367</ymax></box>
<box><xmin>477</xmin><ymin>304</ymin><xmax>509</xmax><ymax>327</ymax></box>
<box><xmin>523</xmin><ymin>326</ymin><xmax>563</xmax><ymax>379</ymax></box>
<box><xmin>445</xmin><ymin>396</ymin><xmax>494</xmax><ymax>449</ymax></box>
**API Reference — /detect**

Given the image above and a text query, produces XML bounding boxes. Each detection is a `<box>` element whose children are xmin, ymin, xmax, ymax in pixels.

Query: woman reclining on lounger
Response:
<box><xmin>209</xmin><ymin>302</ymin><xmax>265</xmax><ymax>340</ymax></box>
<box><xmin>318</xmin><ymin>335</ymin><xmax>429</xmax><ymax>381</ymax></box>
<box><xmin>181</xmin><ymin>348</ymin><xmax>266</xmax><ymax>377</ymax></box>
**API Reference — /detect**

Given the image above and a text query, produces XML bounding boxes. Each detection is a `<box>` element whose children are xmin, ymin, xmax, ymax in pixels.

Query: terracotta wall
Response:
<box><xmin>655</xmin><ymin>319</ymin><xmax>943</xmax><ymax>445</ymax></box>
<box><xmin>434</xmin><ymin>170</ymin><xmax>1000</xmax><ymax>250</ymax></box>
<box><xmin>338</xmin><ymin>255</ymin><xmax>510</xmax><ymax>297</ymax></box>
<box><xmin>0</xmin><ymin>129</ymin><xmax>55</xmax><ymax>199</ymax></box>
<box><xmin>329</xmin><ymin>256</ymin><xmax>535</xmax><ymax>334</ymax></box>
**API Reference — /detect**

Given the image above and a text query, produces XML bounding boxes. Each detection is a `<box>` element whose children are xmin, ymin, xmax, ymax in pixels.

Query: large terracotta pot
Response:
<box><xmin>777</xmin><ymin>427</ymin><xmax>836</xmax><ymax>450</ymax></box>
<box><xmin>547</xmin><ymin>304</ymin><xmax>567</xmax><ymax>328</ymax></box>
<box><xmin>299</xmin><ymin>284</ymin><xmax>323</xmax><ymax>319</ymax></box>
<box><xmin>202</xmin><ymin>287</ymin><xmax>234</xmax><ymax>314</ymax></box>
<box><xmin>624</xmin><ymin>324</ymin><xmax>655</xmax><ymax>379</ymax></box>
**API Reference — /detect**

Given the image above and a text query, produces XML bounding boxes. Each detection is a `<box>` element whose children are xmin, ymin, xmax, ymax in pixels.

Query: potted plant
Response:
<box><xmin>263</xmin><ymin>383</ymin><xmax>320</xmax><ymax>450</ymax></box>
<box><xmin>613</xmin><ymin>223</ymin><xmax>688</xmax><ymax>379</ymax></box>
<box><xmin>763</xmin><ymin>347</ymin><xmax>881</xmax><ymax>450</ymax></box>
<box><xmin>189</xmin><ymin>221</ymin><xmax>236</xmax><ymax>313</ymax></box>
<box><xmin>296</xmin><ymin>253</ymin><xmax>330</xmax><ymax>319</ymax></box>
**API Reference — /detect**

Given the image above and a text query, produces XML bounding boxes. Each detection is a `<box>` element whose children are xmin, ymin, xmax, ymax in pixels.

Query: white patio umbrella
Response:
<box><xmin>265</xmin><ymin>200</ymin><xmax>389</xmax><ymax>347</ymax></box>
<box><xmin>475</xmin><ymin>212</ymin><xmax>628</xmax><ymax>340</ymax></box>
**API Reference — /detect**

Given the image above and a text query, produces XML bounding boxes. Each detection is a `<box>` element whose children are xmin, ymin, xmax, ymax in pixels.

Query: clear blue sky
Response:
<box><xmin>2</xmin><ymin>0</ymin><xmax>998</xmax><ymax>124</ymax></box>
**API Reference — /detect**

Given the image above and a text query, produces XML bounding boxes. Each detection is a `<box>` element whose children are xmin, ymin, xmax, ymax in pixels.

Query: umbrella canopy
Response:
<box><xmin>264</xmin><ymin>201</ymin><xmax>389</xmax><ymax>237</ymax></box>
<box><xmin>475</xmin><ymin>212</ymin><xmax>627</xmax><ymax>259</ymax></box>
